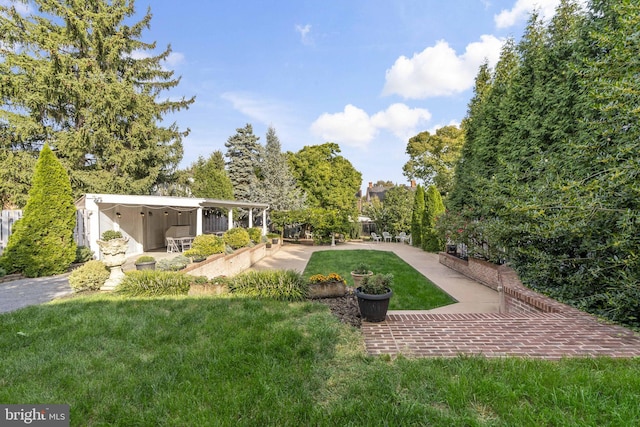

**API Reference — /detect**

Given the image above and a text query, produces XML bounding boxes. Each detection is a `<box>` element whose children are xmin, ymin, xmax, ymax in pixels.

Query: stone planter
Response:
<box><xmin>308</xmin><ymin>281</ymin><xmax>347</xmax><ymax>298</ymax></box>
<box><xmin>188</xmin><ymin>283</ymin><xmax>228</xmax><ymax>296</ymax></box>
<box><xmin>97</xmin><ymin>237</ymin><xmax>129</xmax><ymax>291</ymax></box>
<box><xmin>350</xmin><ymin>271</ymin><xmax>373</xmax><ymax>291</ymax></box>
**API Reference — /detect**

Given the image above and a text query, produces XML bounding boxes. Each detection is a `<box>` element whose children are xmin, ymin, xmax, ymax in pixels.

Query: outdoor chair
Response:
<box><xmin>395</xmin><ymin>232</ymin><xmax>407</xmax><ymax>243</ymax></box>
<box><xmin>370</xmin><ymin>232</ymin><xmax>381</xmax><ymax>243</ymax></box>
<box><xmin>382</xmin><ymin>232</ymin><xmax>393</xmax><ymax>242</ymax></box>
<box><xmin>166</xmin><ymin>237</ymin><xmax>180</xmax><ymax>253</ymax></box>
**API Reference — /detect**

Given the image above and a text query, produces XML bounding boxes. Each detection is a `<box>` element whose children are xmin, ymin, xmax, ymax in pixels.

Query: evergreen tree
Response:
<box><xmin>224</xmin><ymin>124</ymin><xmax>262</xmax><ymax>202</ymax></box>
<box><xmin>259</xmin><ymin>126</ymin><xmax>306</xmax><ymax>210</ymax></box>
<box><xmin>0</xmin><ymin>144</ymin><xmax>76</xmax><ymax>277</ymax></box>
<box><xmin>190</xmin><ymin>151</ymin><xmax>234</xmax><ymax>200</ymax></box>
<box><xmin>422</xmin><ymin>185</ymin><xmax>445</xmax><ymax>252</ymax></box>
<box><xmin>410</xmin><ymin>185</ymin><xmax>425</xmax><ymax>247</ymax></box>
<box><xmin>0</xmin><ymin>0</ymin><xmax>194</xmax><ymax>204</ymax></box>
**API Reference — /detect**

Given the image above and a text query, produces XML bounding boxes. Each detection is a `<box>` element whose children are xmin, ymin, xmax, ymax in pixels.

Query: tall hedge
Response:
<box><xmin>410</xmin><ymin>185</ymin><xmax>425</xmax><ymax>248</ymax></box>
<box><xmin>0</xmin><ymin>144</ymin><xmax>77</xmax><ymax>277</ymax></box>
<box><xmin>422</xmin><ymin>185</ymin><xmax>445</xmax><ymax>252</ymax></box>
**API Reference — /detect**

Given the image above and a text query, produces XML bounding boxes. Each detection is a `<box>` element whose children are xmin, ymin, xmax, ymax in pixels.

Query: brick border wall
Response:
<box><xmin>439</xmin><ymin>252</ymin><xmax>583</xmax><ymax>316</ymax></box>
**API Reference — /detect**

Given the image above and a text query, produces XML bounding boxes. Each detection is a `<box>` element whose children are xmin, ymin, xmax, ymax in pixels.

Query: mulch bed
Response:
<box><xmin>315</xmin><ymin>294</ymin><xmax>361</xmax><ymax>328</ymax></box>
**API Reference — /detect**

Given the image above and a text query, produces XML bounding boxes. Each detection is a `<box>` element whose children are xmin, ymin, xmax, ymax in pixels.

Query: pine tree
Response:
<box><xmin>190</xmin><ymin>151</ymin><xmax>234</xmax><ymax>200</ymax></box>
<box><xmin>0</xmin><ymin>144</ymin><xmax>77</xmax><ymax>277</ymax></box>
<box><xmin>422</xmin><ymin>185</ymin><xmax>445</xmax><ymax>252</ymax></box>
<box><xmin>225</xmin><ymin>124</ymin><xmax>262</xmax><ymax>202</ymax></box>
<box><xmin>0</xmin><ymin>0</ymin><xmax>194</xmax><ymax>203</ymax></box>
<box><xmin>411</xmin><ymin>185</ymin><xmax>425</xmax><ymax>247</ymax></box>
<box><xmin>259</xmin><ymin>126</ymin><xmax>306</xmax><ymax>210</ymax></box>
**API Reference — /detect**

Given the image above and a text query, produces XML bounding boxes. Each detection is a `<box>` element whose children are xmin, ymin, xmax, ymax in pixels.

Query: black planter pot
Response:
<box><xmin>355</xmin><ymin>287</ymin><xmax>393</xmax><ymax>322</ymax></box>
<box><xmin>446</xmin><ymin>244</ymin><xmax>457</xmax><ymax>255</ymax></box>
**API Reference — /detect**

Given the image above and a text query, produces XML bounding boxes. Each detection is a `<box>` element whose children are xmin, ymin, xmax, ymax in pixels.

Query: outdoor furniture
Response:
<box><xmin>305</xmin><ymin>231</ymin><xmax>313</xmax><ymax>240</ymax></box>
<box><xmin>166</xmin><ymin>235</ymin><xmax>194</xmax><ymax>252</ymax></box>
<box><xmin>382</xmin><ymin>232</ymin><xmax>393</xmax><ymax>242</ymax></box>
<box><xmin>166</xmin><ymin>237</ymin><xmax>180</xmax><ymax>253</ymax></box>
<box><xmin>370</xmin><ymin>232</ymin><xmax>381</xmax><ymax>243</ymax></box>
<box><xmin>395</xmin><ymin>232</ymin><xmax>407</xmax><ymax>243</ymax></box>
<box><xmin>175</xmin><ymin>236</ymin><xmax>193</xmax><ymax>251</ymax></box>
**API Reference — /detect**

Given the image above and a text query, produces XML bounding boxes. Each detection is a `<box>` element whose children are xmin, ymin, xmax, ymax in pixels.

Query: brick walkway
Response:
<box><xmin>362</xmin><ymin>312</ymin><xmax>640</xmax><ymax>359</ymax></box>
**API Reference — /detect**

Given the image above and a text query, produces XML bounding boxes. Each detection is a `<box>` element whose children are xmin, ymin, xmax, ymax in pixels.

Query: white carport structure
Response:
<box><xmin>76</xmin><ymin>194</ymin><xmax>269</xmax><ymax>260</ymax></box>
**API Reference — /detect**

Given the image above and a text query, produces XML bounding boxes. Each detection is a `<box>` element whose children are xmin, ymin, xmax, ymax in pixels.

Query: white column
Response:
<box><xmin>248</xmin><ymin>208</ymin><xmax>253</xmax><ymax>228</ymax></box>
<box><xmin>262</xmin><ymin>209</ymin><xmax>267</xmax><ymax>236</ymax></box>
<box><xmin>228</xmin><ymin>208</ymin><xmax>233</xmax><ymax>230</ymax></box>
<box><xmin>196</xmin><ymin>208</ymin><xmax>203</xmax><ymax>236</ymax></box>
<box><xmin>85</xmin><ymin>196</ymin><xmax>102</xmax><ymax>260</ymax></box>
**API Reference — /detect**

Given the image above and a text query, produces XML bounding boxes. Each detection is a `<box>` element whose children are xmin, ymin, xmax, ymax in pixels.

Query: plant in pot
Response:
<box><xmin>96</xmin><ymin>230</ymin><xmax>129</xmax><ymax>290</ymax></box>
<box><xmin>135</xmin><ymin>255</ymin><xmax>156</xmax><ymax>270</ymax></box>
<box><xmin>350</xmin><ymin>262</ymin><xmax>373</xmax><ymax>291</ymax></box>
<box><xmin>308</xmin><ymin>273</ymin><xmax>347</xmax><ymax>298</ymax></box>
<box><xmin>355</xmin><ymin>273</ymin><xmax>393</xmax><ymax>322</ymax></box>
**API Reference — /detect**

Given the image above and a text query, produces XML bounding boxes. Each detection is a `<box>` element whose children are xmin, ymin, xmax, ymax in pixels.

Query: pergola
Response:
<box><xmin>76</xmin><ymin>194</ymin><xmax>269</xmax><ymax>259</ymax></box>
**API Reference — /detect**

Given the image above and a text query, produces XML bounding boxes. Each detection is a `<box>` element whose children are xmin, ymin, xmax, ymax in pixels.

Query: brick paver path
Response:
<box><xmin>362</xmin><ymin>312</ymin><xmax>640</xmax><ymax>359</ymax></box>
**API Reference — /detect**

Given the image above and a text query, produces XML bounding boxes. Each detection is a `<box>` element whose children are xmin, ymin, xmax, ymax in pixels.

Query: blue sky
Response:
<box><xmin>142</xmin><ymin>0</ymin><xmax>566</xmax><ymax>192</ymax></box>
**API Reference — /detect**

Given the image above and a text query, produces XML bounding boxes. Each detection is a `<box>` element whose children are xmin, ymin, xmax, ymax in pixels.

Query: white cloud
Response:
<box><xmin>311</xmin><ymin>104</ymin><xmax>378</xmax><ymax>148</ymax></box>
<box><xmin>371</xmin><ymin>103</ymin><xmax>431</xmax><ymax>140</ymax></box>
<box><xmin>494</xmin><ymin>0</ymin><xmax>560</xmax><ymax>28</ymax></box>
<box><xmin>382</xmin><ymin>35</ymin><xmax>503</xmax><ymax>99</ymax></box>
<box><xmin>221</xmin><ymin>91</ymin><xmax>289</xmax><ymax>125</ymax></box>
<box><xmin>311</xmin><ymin>103</ymin><xmax>432</xmax><ymax>148</ymax></box>
<box><xmin>165</xmin><ymin>52</ymin><xmax>185</xmax><ymax>67</ymax></box>
<box><xmin>295</xmin><ymin>24</ymin><xmax>313</xmax><ymax>45</ymax></box>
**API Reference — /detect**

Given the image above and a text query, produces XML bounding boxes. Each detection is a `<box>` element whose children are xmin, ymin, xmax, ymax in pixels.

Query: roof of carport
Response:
<box><xmin>76</xmin><ymin>194</ymin><xmax>269</xmax><ymax>210</ymax></box>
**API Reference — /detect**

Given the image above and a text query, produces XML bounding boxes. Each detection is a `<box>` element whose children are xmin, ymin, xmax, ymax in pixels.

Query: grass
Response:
<box><xmin>1</xmin><ymin>294</ymin><xmax>640</xmax><ymax>426</ymax></box>
<box><xmin>304</xmin><ymin>249</ymin><xmax>455</xmax><ymax>310</ymax></box>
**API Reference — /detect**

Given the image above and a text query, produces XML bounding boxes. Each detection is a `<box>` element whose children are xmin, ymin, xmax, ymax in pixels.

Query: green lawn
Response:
<box><xmin>304</xmin><ymin>249</ymin><xmax>455</xmax><ymax>310</ymax></box>
<box><xmin>1</xmin><ymin>294</ymin><xmax>639</xmax><ymax>426</ymax></box>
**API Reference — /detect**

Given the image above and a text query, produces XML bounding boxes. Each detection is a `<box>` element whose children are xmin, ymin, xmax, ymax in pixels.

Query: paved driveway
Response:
<box><xmin>0</xmin><ymin>274</ymin><xmax>73</xmax><ymax>313</ymax></box>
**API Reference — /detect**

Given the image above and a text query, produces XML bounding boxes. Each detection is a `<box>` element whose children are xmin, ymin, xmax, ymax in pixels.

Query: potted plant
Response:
<box><xmin>308</xmin><ymin>273</ymin><xmax>347</xmax><ymax>298</ymax></box>
<box><xmin>355</xmin><ymin>273</ymin><xmax>393</xmax><ymax>322</ymax></box>
<box><xmin>96</xmin><ymin>230</ymin><xmax>129</xmax><ymax>290</ymax></box>
<box><xmin>350</xmin><ymin>262</ymin><xmax>373</xmax><ymax>290</ymax></box>
<box><xmin>135</xmin><ymin>255</ymin><xmax>156</xmax><ymax>270</ymax></box>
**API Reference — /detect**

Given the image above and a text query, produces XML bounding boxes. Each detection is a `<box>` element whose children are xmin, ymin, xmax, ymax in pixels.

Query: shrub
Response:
<box><xmin>229</xmin><ymin>270</ymin><xmax>307</xmax><ymax>301</ymax></box>
<box><xmin>0</xmin><ymin>266</ymin><xmax>6</xmax><ymax>277</ymax></box>
<box><xmin>74</xmin><ymin>246</ymin><xmax>94</xmax><ymax>263</ymax></box>
<box><xmin>0</xmin><ymin>144</ymin><xmax>76</xmax><ymax>277</ymax></box>
<box><xmin>187</xmin><ymin>234</ymin><xmax>225</xmax><ymax>257</ymax></box>
<box><xmin>223</xmin><ymin>228</ymin><xmax>250</xmax><ymax>249</ymax></box>
<box><xmin>100</xmin><ymin>230</ymin><xmax>123</xmax><ymax>241</ymax></box>
<box><xmin>117</xmin><ymin>270</ymin><xmax>191</xmax><ymax>297</ymax></box>
<box><xmin>182</xmin><ymin>248</ymin><xmax>207</xmax><ymax>262</ymax></box>
<box><xmin>352</xmin><ymin>262</ymin><xmax>371</xmax><ymax>274</ymax></box>
<box><xmin>247</xmin><ymin>227</ymin><xmax>262</xmax><ymax>243</ymax></box>
<box><xmin>156</xmin><ymin>255</ymin><xmax>190</xmax><ymax>271</ymax></box>
<box><xmin>68</xmin><ymin>260</ymin><xmax>110</xmax><ymax>292</ymax></box>
<box><xmin>135</xmin><ymin>255</ymin><xmax>156</xmax><ymax>265</ymax></box>
<box><xmin>360</xmin><ymin>273</ymin><xmax>393</xmax><ymax>295</ymax></box>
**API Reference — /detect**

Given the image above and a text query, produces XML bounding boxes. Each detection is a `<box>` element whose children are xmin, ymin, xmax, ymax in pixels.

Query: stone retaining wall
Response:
<box><xmin>183</xmin><ymin>241</ymin><xmax>281</xmax><ymax>278</ymax></box>
<box><xmin>439</xmin><ymin>252</ymin><xmax>583</xmax><ymax>316</ymax></box>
